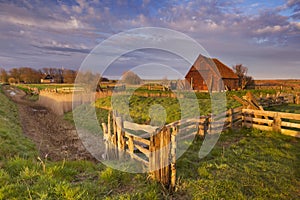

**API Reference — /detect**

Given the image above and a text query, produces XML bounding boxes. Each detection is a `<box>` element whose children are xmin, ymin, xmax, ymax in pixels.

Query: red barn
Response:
<box><xmin>185</xmin><ymin>55</ymin><xmax>239</xmax><ymax>91</ymax></box>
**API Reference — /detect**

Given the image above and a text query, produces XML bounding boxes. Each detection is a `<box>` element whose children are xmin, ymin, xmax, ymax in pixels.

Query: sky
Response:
<box><xmin>0</xmin><ymin>0</ymin><xmax>299</xmax><ymax>79</ymax></box>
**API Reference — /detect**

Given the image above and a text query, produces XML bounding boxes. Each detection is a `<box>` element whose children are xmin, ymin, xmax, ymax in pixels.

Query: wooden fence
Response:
<box><xmin>242</xmin><ymin>109</ymin><xmax>300</xmax><ymax>138</ymax></box>
<box><xmin>100</xmin><ymin>106</ymin><xmax>300</xmax><ymax>188</ymax></box>
<box><xmin>101</xmin><ymin>107</ymin><xmax>243</xmax><ymax>188</ymax></box>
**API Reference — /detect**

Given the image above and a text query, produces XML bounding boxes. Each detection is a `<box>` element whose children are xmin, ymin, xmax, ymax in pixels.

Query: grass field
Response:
<box><xmin>16</xmin><ymin>84</ymin><xmax>75</xmax><ymax>91</ymax></box>
<box><xmin>2</xmin><ymin>85</ymin><xmax>300</xmax><ymax>199</ymax></box>
<box><xmin>266</xmin><ymin>104</ymin><xmax>300</xmax><ymax>114</ymax></box>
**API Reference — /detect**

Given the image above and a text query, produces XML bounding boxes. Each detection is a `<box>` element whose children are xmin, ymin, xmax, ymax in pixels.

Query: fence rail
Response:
<box><xmin>242</xmin><ymin>109</ymin><xmax>300</xmax><ymax>138</ymax></box>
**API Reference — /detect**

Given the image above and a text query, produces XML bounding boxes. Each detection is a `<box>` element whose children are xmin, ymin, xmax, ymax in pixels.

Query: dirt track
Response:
<box><xmin>3</xmin><ymin>86</ymin><xmax>94</xmax><ymax>161</ymax></box>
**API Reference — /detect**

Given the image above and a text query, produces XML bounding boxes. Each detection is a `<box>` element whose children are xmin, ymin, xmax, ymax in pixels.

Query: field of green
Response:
<box><xmin>16</xmin><ymin>84</ymin><xmax>75</xmax><ymax>91</ymax></box>
<box><xmin>94</xmin><ymin>89</ymin><xmax>277</xmax><ymax>124</ymax></box>
<box><xmin>2</xmin><ymin>85</ymin><xmax>300</xmax><ymax>199</ymax></box>
<box><xmin>266</xmin><ymin>104</ymin><xmax>300</xmax><ymax>114</ymax></box>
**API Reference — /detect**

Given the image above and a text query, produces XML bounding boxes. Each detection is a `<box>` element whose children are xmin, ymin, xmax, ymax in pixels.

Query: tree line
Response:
<box><xmin>0</xmin><ymin>67</ymin><xmax>77</xmax><ymax>84</ymax></box>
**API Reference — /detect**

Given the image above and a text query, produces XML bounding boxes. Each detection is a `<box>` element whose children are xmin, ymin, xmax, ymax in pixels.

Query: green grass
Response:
<box><xmin>0</xmin><ymin>87</ymin><xmax>37</xmax><ymax>160</ymax></box>
<box><xmin>93</xmin><ymin>89</ymin><xmax>290</xmax><ymax>125</ymax></box>
<box><xmin>94</xmin><ymin>93</ymin><xmax>240</xmax><ymax>124</ymax></box>
<box><xmin>16</xmin><ymin>84</ymin><xmax>75</xmax><ymax>91</ymax></box>
<box><xmin>174</xmin><ymin>128</ymin><xmax>300</xmax><ymax>199</ymax></box>
<box><xmin>266</xmin><ymin>104</ymin><xmax>300</xmax><ymax>114</ymax></box>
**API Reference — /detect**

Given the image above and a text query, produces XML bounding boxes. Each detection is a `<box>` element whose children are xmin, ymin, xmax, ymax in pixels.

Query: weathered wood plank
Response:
<box><xmin>281</xmin><ymin>129</ymin><xmax>300</xmax><ymax>138</ymax></box>
<box><xmin>243</xmin><ymin>109</ymin><xmax>300</xmax><ymax>121</ymax></box>
<box><xmin>124</xmin><ymin>132</ymin><xmax>150</xmax><ymax>146</ymax></box>
<box><xmin>272</xmin><ymin>113</ymin><xmax>282</xmax><ymax>132</ymax></box>
<box><xmin>232</xmin><ymin>114</ymin><xmax>242</xmax><ymax>121</ymax></box>
<box><xmin>243</xmin><ymin>116</ymin><xmax>273</xmax><ymax>126</ymax></box>
<box><xmin>278</xmin><ymin>113</ymin><xmax>300</xmax><ymax>121</ymax></box>
<box><xmin>135</xmin><ymin>144</ymin><xmax>150</xmax><ymax>157</ymax></box>
<box><xmin>170</xmin><ymin>129</ymin><xmax>177</xmax><ymax>188</ymax></box>
<box><xmin>107</xmin><ymin>111</ymin><xmax>112</xmax><ymax>139</ymax></box>
<box><xmin>116</xmin><ymin>117</ymin><xmax>125</xmax><ymax>157</ymax></box>
<box><xmin>123</xmin><ymin>121</ymin><xmax>158</xmax><ymax>133</ymax></box>
<box><xmin>232</xmin><ymin>106</ymin><xmax>243</xmax><ymax>114</ymax></box>
<box><xmin>166</xmin><ymin>117</ymin><xmax>204</xmax><ymax>127</ymax></box>
<box><xmin>127</xmin><ymin>135</ymin><xmax>134</xmax><ymax>155</ymax></box>
<box><xmin>244</xmin><ymin>122</ymin><xmax>273</xmax><ymax>131</ymax></box>
<box><xmin>281</xmin><ymin>121</ymin><xmax>300</xmax><ymax>129</ymax></box>
<box><xmin>242</xmin><ymin>109</ymin><xmax>275</xmax><ymax>118</ymax></box>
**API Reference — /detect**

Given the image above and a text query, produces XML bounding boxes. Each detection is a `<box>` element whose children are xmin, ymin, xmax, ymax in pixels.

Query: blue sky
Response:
<box><xmin>0</xmin><ymin>0</ymin><xmax>299</xmax><ymax>79</ymax></box>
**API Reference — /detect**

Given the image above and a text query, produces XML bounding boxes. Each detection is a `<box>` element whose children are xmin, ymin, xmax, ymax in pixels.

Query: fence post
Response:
<box><xmin>102</xmin><ymin>123</ymin><xmax>107</xmax><ymax>136</ymax></box>
<box><xmin>272</xmin><ymin>113</ymin><xmax>282</xmax><ymax>133</ymax></box>
<box><xmin>107</xmin><ymin>111</ymin><xmax>112</xmax><ymax>139</ymax></box>
<box><xmin>228</xmin><ymin>108</ymin><xmax>233</xmax><ymax>129</ymax></box>
<box><xmin>296</xmin><ymin>93</ymin><xmax>300</xmax><ymax>104</ymax></box>
<box><xmin>149</xmin><ymin>127</ymin><xmax>171</xmax><ymax>187</ymax></box>
<box><xmin>207</xmin><ymin>116</ymin><xmax>212</xmax><ymax>135</ymax></box>
<box><xmin>116</xmin><ymin>116</ymin><xmax>125</xmax><ymax>158</ymax></box>
<box><xmin>170</xmin><ymin>126</ymin><xmax>177</xmax><ymax>189</ymax></box>
<box><xmin>112</xmin><ymin>113</ymin><xmax>117</xmax><ymax>145</ymax></box>
<box><xmin>161</xmin><ymin>127</ymin><xmax>171</xmax><ymax>186</ymax></box>
<box><xmin>198</xmin><ymin>118</ymin><xmax>205</xmax><ymax>136</ymax></box>
<box><xmin>241</xmin><ymin>110</ymin><xmax>245</xmax><ymax>127</ymax></box>
<box><xmin>127</xmin><ymin>135</ymin><xmax>134</xmax><ymax>157</ymax></box>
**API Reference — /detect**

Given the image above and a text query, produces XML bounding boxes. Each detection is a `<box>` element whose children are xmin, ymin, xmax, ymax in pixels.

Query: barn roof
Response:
<box><xmin>212</xmin><ymin>58</ymin><xmax>238</xmax><ymax>79</ymax></box>
<box><xmin>188</xmin><ymin>54</ymin><xmax>238</xmax><ymax>79</ymax></box>
<box><xmin>43</xmin><ymin>74</ymin><xmax>54</xmax><ymax>80</ymax></box>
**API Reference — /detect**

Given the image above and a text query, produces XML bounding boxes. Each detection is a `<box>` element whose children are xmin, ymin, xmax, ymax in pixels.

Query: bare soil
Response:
<box><xmin>3</xmin><ymin>85</ymin><xmax>94</xmax><ymax>161</ymax></box>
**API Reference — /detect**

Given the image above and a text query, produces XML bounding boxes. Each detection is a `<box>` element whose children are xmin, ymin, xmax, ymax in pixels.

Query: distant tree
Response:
<box><xmin>9</xmin><ymin>68</ymin><xmax>21</xmax><ymax>84</ymax></box>
<box><xmin>0</xmin><ymin>68</ymin><xmax>8</xmax><ymax>83</ymax></box>
<box><xmin>19</xmin><ymin>67</ymin><xmax>40</xmax><ymax>83</ymax></box>
<box><xmin>233</xmin><ymin>64</ymin><xmax>253</xmax><ymax>90</ymax></box>
<box><xmin>121</xmin><ymin>71</ymin><xmax>142</xmax><ymax>85</ymax></box>
<box><xmin>63</xmin><ymin>69</ymin><xmax>77</xmax><ymax>83</ymax></box>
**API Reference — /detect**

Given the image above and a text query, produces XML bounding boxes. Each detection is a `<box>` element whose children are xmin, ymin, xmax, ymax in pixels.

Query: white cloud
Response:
<box><xmin>291</xmin><ymin>21</ymin><xmax>300</xmax><ymax>29</ymax></box>
<box><xmin>254</xmin><ymin>25</ymin><xmax>287</xmax><ymax>34</ymax></box>
<box><xmin>2</xmin><ymin>14</ymin><xmax>87</xmax><ymax>31</ymax></box>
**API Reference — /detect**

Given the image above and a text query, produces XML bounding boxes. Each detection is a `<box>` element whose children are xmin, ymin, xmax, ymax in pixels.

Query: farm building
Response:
<box><xmin>185</xmin><ymin>54</ymin><xmax>239</xmax><ymax>91</ymax></box>
<box><xmin>41</xmin><ymin>74</ymin><xmax>55</xmax><ymax>83</ymax></box>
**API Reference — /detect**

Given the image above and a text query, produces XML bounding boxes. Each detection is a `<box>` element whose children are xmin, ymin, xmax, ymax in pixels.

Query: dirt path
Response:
<box><xmin>3</xmin><ymin>86</ymin><xmax>94</xmax><ymax>161</ymax></box>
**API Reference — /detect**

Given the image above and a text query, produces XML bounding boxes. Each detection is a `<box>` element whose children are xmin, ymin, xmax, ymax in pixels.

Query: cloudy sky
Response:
<box><xmin>0</xmin><ymin>0</ymin><xmax>299</xmax><ymax>79</ymax></box>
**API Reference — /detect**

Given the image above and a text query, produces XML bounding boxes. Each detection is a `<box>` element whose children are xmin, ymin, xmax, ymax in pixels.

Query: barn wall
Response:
<box><xmin>185</xmin><ymin>71</ymin><xmax>239</xmax><ymax>91</ymax></box>
<box><xmin>185</xmin><ymin>66</ymin><xmax>208</xmax><ymax>91</ymax></box>
<box><xmin>222</xmin><ymin>78</ymin><xmax>239</xmax><ymax>90</ymax></box>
